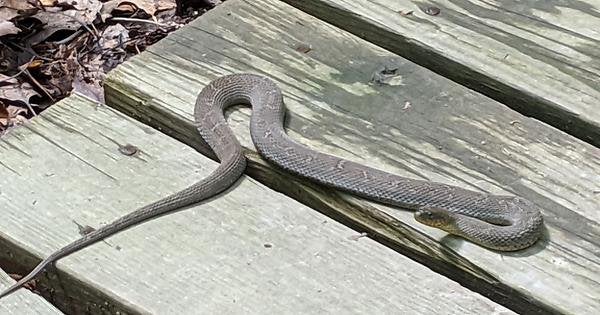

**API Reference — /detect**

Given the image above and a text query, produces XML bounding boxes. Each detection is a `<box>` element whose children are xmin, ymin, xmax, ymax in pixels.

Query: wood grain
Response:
<box><xmin>0</xmin><ymin>271</ymin><xmax>63</xmax><ymax>314</ymax></box>
<box><xmin>0</xmin><ymin>94</ymin><xmax>512</xmax><ymax>314</ymax></box>
<box><xmin>281</xmin><ymin>0</ymin><xmax>600</xmax><ymax>146</ymax></box>
<box><xmin>103</xmin><ymin>0</ymin><xmax>600</xmax><ymax>314</ymax></box>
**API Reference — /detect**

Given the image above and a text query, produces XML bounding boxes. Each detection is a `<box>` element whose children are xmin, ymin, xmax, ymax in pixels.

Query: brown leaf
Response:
<box><xmin>0</xmin><ymin>102</ymin><xmax>8</xmax><ymax>119</ymax></box>
<box><xmin>0</xmin><ymin>0</ymin><xmax>36</xmax><ymax>21</ymax></box>
<box><xmin>0</xmin><ymin>74</ymin><xmax>40</xmax><ymax>106</ymax></box>
<box><xmin>100</xmin><ymin>1</ymin><xmax>127</xmax><ymax>20</ymax></box>
<box><xmin>126</xmin><ymin>0</ymin><xmax>159</xmax><ymax>15</ymax></box>
<box><xmin>156</xmin><ymin>0</ymin><xmax>177</xmax><ymax>11</ymax></box>
<box><xmin>72</xmin><ymin>48</ymin><xmax>107</xmax><ymax>102</ymax></box>
<box><xmin>0</xmin><ymin>0</ymin><xmax>34</xmax><ymax>10</ymax></box>
<box><xmin>72</xmin><ymin>77</ymin><xmax>104</xmax><ymax>103</ymax></box>
<box><xmin>56</xmin><ymin>0</ymin><xmax>102</xmax><ymax>12</ymax></box>
<box><xmin>0</xmin><ymin>20</ymin><xmax>19</xmax><ymax>36</ymax></box>
<box><xmin>102</xmin><ymin>0</ymin><xmax>176</xmax><ymax>18</ymax></box>
<box><xmin>99</xmin><ymin>24</ymin><xmax>129</xmax><ymax>50</ymax></box>
<box><xmin>27</xmin><ymin>59</ymin><xmax>44</xmax><ymax>70</ymax></box>
<box><xmin>40</xmin><ymin>51</ymin><xmax>78</xmax><ymax>98</ymax></box>
<box><xmin>27</xmin><ymin>0</ymin><xmax>102</xmax><ymax>45</ymax></box>
<box><xmin>0</xmin><ymin>101</ymin><xmax>27</xmax><ymax>128</ymax></box>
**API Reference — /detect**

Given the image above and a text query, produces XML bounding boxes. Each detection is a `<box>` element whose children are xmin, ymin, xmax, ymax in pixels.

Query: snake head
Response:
<box><xmin>414</xmin><ymin>207</ymin><xmax>455</xmax><ymax>229</ymax></box>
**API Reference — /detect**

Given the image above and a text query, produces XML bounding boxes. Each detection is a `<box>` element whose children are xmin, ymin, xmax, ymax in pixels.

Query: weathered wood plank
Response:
<box><xmin>0</xmin><ymin>271</ymin><xmax>63</xmax><ymax>314</ymax></box>
<box><xmin>104</xmin><ymin>0</ymin><xmax>600</xmax><ymax>314</ymax></box>
<box><xmin>281</xmin><ymin>0</ymin><xmax>600</xmax><ymax>146</ymax></box>
<box><xmin>0</xmin><ymin>94</ymin><xmax>513</xmax><ymax>314</ymax></box>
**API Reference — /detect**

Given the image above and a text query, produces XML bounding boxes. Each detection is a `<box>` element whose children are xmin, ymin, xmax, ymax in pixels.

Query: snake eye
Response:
<box><xmin>415</xmin><ymin>207</ymin><xmax>454</xmax><ymax>228</ymax></box>
<box><xmin>415</xmin><ymin>209</ymin><xmax>433</xmax><ymax>221</ymax></box>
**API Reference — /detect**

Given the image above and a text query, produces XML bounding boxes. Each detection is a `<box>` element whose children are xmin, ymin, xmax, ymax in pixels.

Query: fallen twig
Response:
<box><xmin>0</xmin><ymin>57</ymin><xmax>35</xmax><ymax>83</ymax></box>
<box><xmin>110</xmin><ymin>17</ymin><xmax>170</xmax><ymax>27</ymax></box>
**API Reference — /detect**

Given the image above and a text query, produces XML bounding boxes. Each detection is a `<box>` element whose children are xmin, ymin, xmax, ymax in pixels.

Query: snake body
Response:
<box><xmin>0</xmin><ymin>73</ymin><xmax>543</xmax><ymax>299</ymax></box>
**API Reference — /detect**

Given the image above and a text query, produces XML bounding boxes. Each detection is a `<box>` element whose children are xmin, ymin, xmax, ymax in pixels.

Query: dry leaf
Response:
<box><xmin>28</xmin><ymin>59</ymin><xmax>43</xmax><ymax>69</ymax></box>
<box><xmin>0</xmin><ymin>101</ymin><xmax>27</xmax><ymax>127</ymax></box>
<box><xmin>27</xmin><ymin>0</ymin><xmax>103</xmax><ymax>45</ymax></box>
<box><xmin>99</xmin><ymin>23</ymin><xmax>129</xmax><ymax>50</ymax></box>
<box><xmin>0</xmin><ymin>0</ymin><xmax>34</xmax><ymax>10</ymax></box>
<box><xmin>72</xmin><ymin>59</ymin><xmax>105</xmax><ymax>103</ymax></box>
<box><xmin>56</xmin><ymin>0</ymin><xmax>102</xmax><ymax>12</ymax></box>
<box><xmin>72</xmin><ymin>75</ymin><xmax>104</xmax><ymax>103</ymax></box>
<box><xmin>0</xmin><ymin>0</ymin><xmax>36</xmax><ymax>21</ymax></box>
<box><xmin>102</xmin><ymin>0</ymin><xmax>175</xmax><ymax>17</ymax></box>
<box><xmin>0</xmin><ymin>102</ymin><xmax>8</xmax><ymax>119</ymax></box>
<box><xmin>0</xmin><ymin>20</ymin><xmax>19</xmax><ymax>36</ymax></box>
<box><xmin>41</xmin><ymin>51</ymin><xmax>78</xmax><ymax>98</ymax></box>
<box><xmin>0</xmin><ymin>8</ymin><xmax>17</xmax><ymax>21</ymax></box>
<box><xmin>126</xmin><ymin>0</ymin><xmax>159</xmax><ymax>16</ymax></box>
<box><xmin>0</xmin><ymin>0</ymin><xmax>196</xmax><ymax>130</ymax></box>
<box><xmin>156</xmin><ymin>0</ymin><xmax>178</xmax><ymax>11</ymax></box>
<box><xmin>0</xmin><ymin>74</ymin><xmax>40</xmax><ymax>106</ymax></box>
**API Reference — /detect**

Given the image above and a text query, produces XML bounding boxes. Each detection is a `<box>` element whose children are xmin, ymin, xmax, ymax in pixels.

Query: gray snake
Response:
<box><xmin>0</xmin><ymin>73</ymin><xmax>543</xmax><ymax>298</ymax></box>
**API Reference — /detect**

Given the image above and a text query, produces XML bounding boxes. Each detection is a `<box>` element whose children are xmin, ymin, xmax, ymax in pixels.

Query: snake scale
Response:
<box><xmin>0</xmin><ymin>73</ymin><xmax>543</xmax><ymax>299</ymax></box>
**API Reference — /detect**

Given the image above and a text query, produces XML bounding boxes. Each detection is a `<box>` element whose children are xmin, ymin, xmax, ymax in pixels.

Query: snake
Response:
<box><xmin>0</xmin><ymin>73</ymin><xmax>543</xmax><ymax>299</ymax></box>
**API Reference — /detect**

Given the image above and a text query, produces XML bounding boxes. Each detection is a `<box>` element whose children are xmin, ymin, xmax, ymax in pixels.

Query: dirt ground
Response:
<box><xmin>0</xmin><ymin>0</ymin><xmax>222</xmax><ymax>135</ymax></box>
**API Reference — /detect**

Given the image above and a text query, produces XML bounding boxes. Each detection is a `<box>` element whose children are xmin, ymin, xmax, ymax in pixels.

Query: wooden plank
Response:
<box><xmin>0</xmin><ymin>94</ymin><xmax>513</xmax><ymax>314</ymax></box>
<box><xmin>103</xmin><ymin>0</ymin><xmax>600</xmax><ymax>314</ymax></box>
<box><xmin>280</xmin><ymin>0</ymin><xmax>600</xmax><ymax>146</ymax></box>
<box><xmin>0</xmin><ymin>271</ymin><xmax>63</xmax><ymax>314</ymax></box>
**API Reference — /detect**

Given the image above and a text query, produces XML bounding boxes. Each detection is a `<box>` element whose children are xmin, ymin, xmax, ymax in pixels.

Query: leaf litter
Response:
<box><xmin>0</xmin><ymin>0</ymin><xmax>221</xmax><ymax>135</ymax></box>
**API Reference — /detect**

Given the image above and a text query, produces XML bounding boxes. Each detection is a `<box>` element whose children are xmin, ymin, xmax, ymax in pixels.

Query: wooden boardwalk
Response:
<box><xmin>0</xmin><ymin>96</ymin><xmax>514</xmax><ymax>314</ymax></box>
<box><xmin>283</xmin><ymin>0</ymin><xmax>600</xmax><ymax>146</ymax></box>
<box><xmin>1</xmin><ymin>0</ymin><xmax>598</xmax><ymax>314</ymax></box>
<box><xmin>0</xmin><ymin>270</ymin><xmax>61</xmax><ymax>314</ymax></box>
